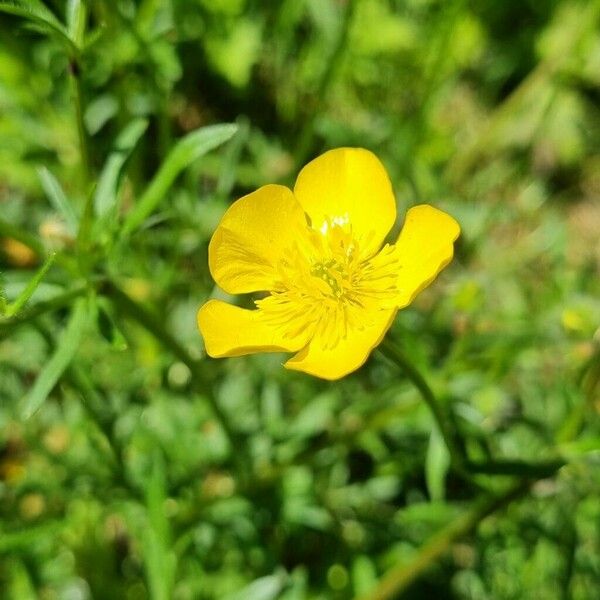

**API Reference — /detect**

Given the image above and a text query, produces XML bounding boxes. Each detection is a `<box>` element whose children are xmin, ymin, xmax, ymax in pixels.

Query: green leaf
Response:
<box><xmin>122</xmin><ymin>123</ymin><xmax>238</xmax><ymax>235</ymax></box>
<box><xmin>0</xmin><ymin>522</ymin><xmax>62</xmax><ymax>553</ymax></box>
<box><xmin>20</xmin><ymin>297</ymin><xmax>88</xmax><ymax>419</ymax></box>
<box><xmin>0</xmin><ymin>272</ymin><xmax>7</xmax><ymax>316</ymax></box>
<box><xmin>143</xmin><ymin>449</ymin><xmax>176</xmax><ymax>600</ymax></box>
<box><xmin>38</xmin><ymin>167</ymin><xmax>79</xmax><ymax>235</ymax></box>
<box><xmin>425</xmin><ymin>425</ymin><xmax>450</xmax><ymax>502</ymax></box>
<box><xmin>7</xmin><ymin>559</ymin><xmax>38</xmax><ymax>600</ymax></box>
<box><xmin>0</xmin><ymin>0</ymin><xmax>77</xmax><ymax>53</ymax></box>
<box><xmin>216</xmin><ymin>115</ymin><xmax>250</xmax><ymax>198</ymax></box>
<box><xmin>66</xmin><ymin>0</ymin><xmax>86</xmax><ymax>47</ymax></box>
<box><xmin>352</xmin><ymin>555</ymin><xmax>378</xmax><ymax>597</ymax></box>
<box><xmin>559</xmin><ymin>436</ymin><xmax>600</xmax><ymax>458</ymax></box>
<box><xmin>94</xmin><ymin>118</ymin><xmax>148</xmax><ymax>220</ymax></box>
<box><xmin>3</xmin><ymin>253</ymin><xmax>56</xmax><ymax>318</ymax></box>
<box><xmin>224</xmin><ymin>572</ymin><xmax>287</xmax><ymax>600</ymax></box>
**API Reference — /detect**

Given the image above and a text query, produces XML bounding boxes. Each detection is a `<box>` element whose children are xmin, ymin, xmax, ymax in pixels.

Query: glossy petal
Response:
<box><xmin>284</xmin><ymin>308</ymin><xmax>397</xmax><ymax>380</ymax></box>
<box><xmin>293</xmin><ymin>148</ymin><xmax>396</xmax><ymax>258</ymax></box>
<box><xmin>198</xmin><ymin>299</ymin><xmax>310</xmax><ymax>358</ymax></box>
<box><xmin>392</xmin><ymin>204</ymin><xmax>460</xmax><ymax>308</ymax></box>
<box><xmin>209</xmin><ymin>184</ymin><xmax>307</xmax><ymax>294</ymax></box>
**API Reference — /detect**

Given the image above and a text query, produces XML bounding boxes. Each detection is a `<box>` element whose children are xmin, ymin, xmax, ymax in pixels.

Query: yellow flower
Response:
<box><xmin>197</xmin><ymin>148</ymin><xmax>460</xmax><ymax>380</ymax></box>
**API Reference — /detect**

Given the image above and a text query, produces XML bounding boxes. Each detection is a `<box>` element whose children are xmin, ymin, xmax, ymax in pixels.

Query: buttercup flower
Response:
<box><xmin>198</xmin><ymin>148</ymin><xmax>460</xmax><ymax>380</ymax></box>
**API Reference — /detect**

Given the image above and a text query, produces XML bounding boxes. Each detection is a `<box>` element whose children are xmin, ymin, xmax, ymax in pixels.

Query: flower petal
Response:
<box><xmin>393</xmin><ymin>204</ymin><xmax>460</xmax><ymax>308</ymax></box>
<box><xmin>198</xmin><ymin>299</ymin><xmax>310</xmax><ymax>358</ymax></box>
<box><xmin>284</xmin><ymin>308</ymin><xmax>396</xmax><ymax>380</ymax></box>
<box><xmin>293</xmin><ymin>148</ymin><xmax>396</xmax><ymax>257</ymax></box>
<box><xmin>209</xmin><ymin>184</ymin><xmax>307</xmax><ymax>294</ymax></box>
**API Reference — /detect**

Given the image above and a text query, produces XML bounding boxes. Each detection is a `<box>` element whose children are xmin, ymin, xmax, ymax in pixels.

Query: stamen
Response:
<box><xmin>262</xmin><ymin>220</ymin><xmax>399</xmax><ymax>348</ymax></box>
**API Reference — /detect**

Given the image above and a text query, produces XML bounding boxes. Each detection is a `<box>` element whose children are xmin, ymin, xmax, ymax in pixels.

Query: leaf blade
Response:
<box><xmin>20</xmin><ymin>297</ymin><xmax>88</xmax><ymax>419</ymax></box>
<box><xmin>4</xmin><ymin>253</ymin><xmax>56</xmax><ymax>318</ymax></box>
<box><xmin>122</xmin><ymin>123</ymin><xmax>238</xmax><ymax>236</ymax></box>
<box><xmin>94</xmin><ymin>118</ymin><xmax>148</xmax><ymax>219</ymax></box>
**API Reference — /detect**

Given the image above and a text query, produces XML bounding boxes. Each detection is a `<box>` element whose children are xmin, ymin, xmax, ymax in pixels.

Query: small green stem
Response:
<box><xmin>379</xmin><ymin>338</ymin><xmax>467</xmax><ymax>472</ymax></box>
<box><xmin>355</xmin><ymin>481</ymin><xmax>531</xmax><ymax>600</ymax></box>
<box><xmin>70</xmin><ymin>58</ymin><xmax>90</xmax><ymax>185</ymax></box>
<box><xmin>0</xmin><ymin>286</ymin><xmax>87</xmax><ymax>333</ymax></box>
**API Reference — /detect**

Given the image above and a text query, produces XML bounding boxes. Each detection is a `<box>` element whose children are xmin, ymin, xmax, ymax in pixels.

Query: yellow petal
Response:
<box><xmin>393</xmin><ymin>204</ymin><xmax>460</xmax><ymax>308</ymax></box>
<box><xmin>209</xmin><ymin>184</ymin><xmax>307</xmax><ymax>294</ymax></box>
<box><xmin>284</xmin><ymin>308</ymin><xmax>397</xmax><ymax>380</ymax></box>
<box><xmin>197</xmin><ymin>299</ymin><xmax>310</xmax><ymax>358</ymax></box>
<box><xmin>293</xmin><ymin>148</ymin><xmax>396</xmax><ymax>258</ymax></box>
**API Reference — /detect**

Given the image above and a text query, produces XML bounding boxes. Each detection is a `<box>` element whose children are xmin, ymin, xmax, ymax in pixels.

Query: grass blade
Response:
<box><xmin>20</xmin><ymin>297</ymin><xmax>88</xmax><ymax>419</ymax></box>
<box><xmin>143</xmin><ymin>449</ymin><xmax>176</xmax><ymax>600</ymax></box>
<box><xmin>94</xmin><ymin>118</ymin><xmax>148</xmax><ymax>219</ymax></box>
<box><xmin>3</xmin><ymin>253</ymin><xmax>56</xmax><ymax>318</ymax></box>
<box><xmin>0</xmin><ymin>0</ymin><xmax>77</xmax><ymax>53</ymax></box>
<box><xmin>66</xmin><ymin>0</ymin><xmax>86</xmax><ymax>47</ymax></box>
<box><xmin>122</xmin><ymin>123</ymin><xmax>238</xmax><ymax>236</ymax></box>
<box><xmin>425</xmin><ymin>425</ymin><xmax>451</xmax><ymax>502</ymax></box>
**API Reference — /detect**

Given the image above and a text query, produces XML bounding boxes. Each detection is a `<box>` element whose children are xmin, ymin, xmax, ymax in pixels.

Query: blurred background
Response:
<box><xmin>1</xmin><ymin>0</ymin><xmax>599</xmax><ymax>598</ymax></box>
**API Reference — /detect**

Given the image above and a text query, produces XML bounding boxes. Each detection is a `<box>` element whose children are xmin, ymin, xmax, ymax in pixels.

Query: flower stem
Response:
<box><xmin>69</xmin><ymin>58</ymin><xmax>90</xmax><ymax>185</ymax></box>
<box><xmin>379</xmin><ymin>338</ymin><xmax>467</xmax><ymax>472</ymax></box>
<box><xmin>0</xmin><ymin>286</ymin><xmax>87</xmax><ymax>332</ymax></box>
<box><xmin>355</xmin><ymin>480</ymin><xmax>532</xmax><ymax>600</ymax></box>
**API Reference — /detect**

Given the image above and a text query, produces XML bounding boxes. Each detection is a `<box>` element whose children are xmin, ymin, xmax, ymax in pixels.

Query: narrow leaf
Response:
<box><xmin>122</xmin><ymin>123</ymin><xmax>238</xmax><ymax>235</ymax></box>
<box><xmin>66</xmin><ymin>0</ymin><xmax>86</xmax><ymax>47</ymax></box>
<box><xmin>94</xmin><ymin>118</ymin><xmax>148</xmax><ymax>219</ymax></box>
<box><xmin>216</xmin><ymin>115</ymin><xmax>250</xmax><ymax>198</ymax></box>
<box><xmin>143</xmin><ymin>449</ymin><xmax>176</xmax><ymax>600</ymax></box>
<box><xmin>425</xmin><ymin>425</ymin><xmax>450</xmax><ymax>502</ymax></box>
<box><xmin>4</xmin><ymin>253</ymin><xmax>56</xmax><ymax>318</ymax></box>
<box><xmin>0</xmin><ymin>275</ymin><xmax>7</xmax><ymax>316</ymax></box>
<box><xmin>38</xmin><ymin>167</ymin><xmax>79</xmax><ymax>235</ymax></box>
<box><xmin>225</xmin><ymin>573</ymin><xmax>287</xmax><ymax>600</ymax></box>
<box><xmin>20</xmin><ymin>297</ymin><xmax>88</xmax><ymax>419</ymax></box>
<box><xmin>0</xmin><ymin>1</ymin><xmax>76</xmax><ymax>53</ymax></box>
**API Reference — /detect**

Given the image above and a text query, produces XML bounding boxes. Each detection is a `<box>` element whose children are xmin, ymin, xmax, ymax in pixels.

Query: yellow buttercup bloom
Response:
<box><xmin>198</xmin><ymin>148</ymin><xmax>460</xmax><ymax>380</ymax></box>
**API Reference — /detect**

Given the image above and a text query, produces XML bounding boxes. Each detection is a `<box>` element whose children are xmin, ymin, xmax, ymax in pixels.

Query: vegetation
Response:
<box><xmin>0</xmin><ymin>0</ymin><xmax>599</xmax><ymax>598</ymax></box>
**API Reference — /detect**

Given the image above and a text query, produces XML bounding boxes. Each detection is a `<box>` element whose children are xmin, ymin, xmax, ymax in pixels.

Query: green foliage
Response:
<box><xmin>1</xmin><ymin>0</ymin><xmax>600</xmax><ymax>599</ymax></box>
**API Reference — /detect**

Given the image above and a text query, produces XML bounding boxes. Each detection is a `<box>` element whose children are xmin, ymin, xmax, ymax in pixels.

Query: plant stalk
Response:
<box><xmin>355</xmin><ymin>481</ymin><xmax>532</xmax><ymax>600</ymax></box>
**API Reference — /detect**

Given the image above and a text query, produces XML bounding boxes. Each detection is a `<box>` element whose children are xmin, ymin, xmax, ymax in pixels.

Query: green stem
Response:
<box><xmin>70</xmin><ymin>58</ymin><xmax>89</xmax><ymax>185</ymax></box>
<box><xmin>379</xmin><ymin>338</ymin><xmax>467</xmax><ymax>472</ymax></box>
<box><xmin>0</xmin><ymin>286</ymin><xmax>87</xmax><ymax>333</ymax></box>
<box><xmin>355</xmin><ymin>481</ymin><xmax>531</xmax><ymax>600</ymax></box>
<box><xmin>105</xmin><ymin>281</ymin><xmax>245</xmax><ymax>474</ymax></box>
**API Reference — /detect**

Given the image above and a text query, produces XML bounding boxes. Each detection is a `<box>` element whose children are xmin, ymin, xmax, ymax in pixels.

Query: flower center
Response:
<box><xmin>256</xmin><ymin>218</ymin><xmax>399</xmax><ymax>349</ymax></box>
<box><xmin>310</xmin><ymin>259</ymin><xmax>346</xmax><ymax>298</ymax></box>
